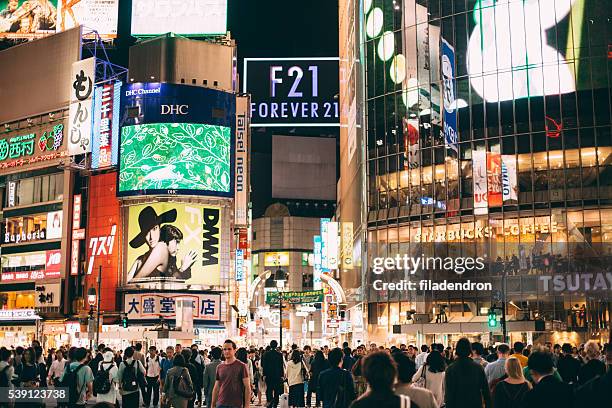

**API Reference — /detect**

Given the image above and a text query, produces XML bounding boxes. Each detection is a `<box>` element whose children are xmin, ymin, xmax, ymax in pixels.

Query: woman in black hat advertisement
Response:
<box><xmin>126</xmin><ymin>205</ymin><xmax>193</xmax><ymax>281</ymax></box>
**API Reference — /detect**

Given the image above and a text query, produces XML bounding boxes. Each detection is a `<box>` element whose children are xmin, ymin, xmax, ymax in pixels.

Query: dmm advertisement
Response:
<box><xmin>126</xmin><ymin>202</ymin><xmax>221</xmax><ymax>286</ymax></box>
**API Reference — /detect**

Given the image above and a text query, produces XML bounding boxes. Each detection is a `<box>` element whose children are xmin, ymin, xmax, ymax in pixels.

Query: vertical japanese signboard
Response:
<box><xmin>68</xmin><ymin>58</ymin><xmax>95</xmax><ymax>156</ymax></box>
<box><xmin>92</xmin><ymin>81</ymin><xmax>121</xmax><ymax>168</ymax></box>
<box><xmin>70</xmin><ymin>194</ymin><xmax>83</xmax><ymax>276</ymax></box>
<box><xmin>441</xmin><ymin>38</ymin><xmax>458</xmax><ymax>153</ymax></box>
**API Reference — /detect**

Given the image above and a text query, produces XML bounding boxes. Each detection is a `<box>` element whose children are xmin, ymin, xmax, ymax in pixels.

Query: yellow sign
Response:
<box><xmin>126</xmin><ymin>202</ymin><xmax>221</xmax><ymax>285</ymax></box>
<box><xmin>415</xmin><ymin>222</ymin><xmax>559</xmax><ymax>243</ymax></box>
<box><xmin>264</xmin><ymin>252</ymin><xmax>290</xmax><ymax>266</ymax></box>
<box><xmin>341</xmin><ymin>222</ymin><xmax>353</xmax><ymax>269</ymax></box>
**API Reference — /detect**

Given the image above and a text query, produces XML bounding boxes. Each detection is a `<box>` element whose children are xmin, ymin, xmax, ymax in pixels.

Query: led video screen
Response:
<box><xmin>118</xmin><ymin>123</ymin><xmax>232</xmax><ymax>197</ymax></box>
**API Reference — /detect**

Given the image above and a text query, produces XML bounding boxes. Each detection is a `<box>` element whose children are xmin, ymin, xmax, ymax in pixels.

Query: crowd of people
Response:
<box><xmin>0</xmin><ymin>338</ymin><xmax>609</xmax><ymax>408</ymax></box>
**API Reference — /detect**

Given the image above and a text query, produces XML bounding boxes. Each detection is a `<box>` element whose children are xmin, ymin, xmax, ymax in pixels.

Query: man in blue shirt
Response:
<box><xmin>485</xmin><ymin>343</ymin><xmax>510</xmax><ymax>385</ymax></box>
<box><xmin>159</xmin><ymin>346</ymin><xmax>174</xmax><ymax>389</ymax></box>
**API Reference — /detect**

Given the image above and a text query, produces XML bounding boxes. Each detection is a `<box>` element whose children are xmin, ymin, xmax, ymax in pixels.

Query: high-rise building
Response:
<box><xmin>341</xmin><ymin>0</ymin><xmax>611</xmax><ymax>345</ymax></box>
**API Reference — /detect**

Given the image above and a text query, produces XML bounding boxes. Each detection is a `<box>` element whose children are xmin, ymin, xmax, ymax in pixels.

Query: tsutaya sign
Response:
<box><xmin>540</xmin><ymin>273</ymin><xmax>612</xmax><ymax>293</ymax></box>
<box><xmin>414</xmin><ymin>222</ymin><xmax>559</xmax><ymax>243</ymax></box>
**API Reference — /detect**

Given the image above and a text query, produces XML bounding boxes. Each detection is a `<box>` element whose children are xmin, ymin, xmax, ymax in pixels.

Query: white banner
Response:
<box><xmin>327</xmin><ymin>221</ymin><xmax>339</xmax><ymax>270</ymax></box>
<box><xmin>473</xmin><ymin>150</ymin><xmax>488</xmax><ymax>213</ymax></box>
<box><xmin>234</xmin><ymin>96</ymin><xmax>249</xmax><ymax>226</ymax></box>
<box><xmin>35</xmin><ymin>283</ymin><xmax>61</xmax><ymax>308</ymax></box>
<box><xmin>68</xmin><ymin>58</ymin><xmax>95</xmax><ymax>156</ymax></box>
<box><xmin>124</xmin><ymin>293</ymin><xmax>221</xmax><ymax>321</ymax></box>
<box><xmin>57</xmin><ymin>0</ymin><xmax>120</xmax><ymax>39</ymax></box>
<box><xmin>502</xmin><ymin>155</ymin><xmax>518</xmax><ymax>202</ymax></box>
<box><xmin>341</xmin><ymin>222</ymin><xmax>353</xmax><ymax>270</ymax></box>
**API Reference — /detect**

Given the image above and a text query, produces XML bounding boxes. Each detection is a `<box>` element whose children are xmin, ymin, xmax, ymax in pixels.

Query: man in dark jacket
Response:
<box><xmin>525</xmin><ymin>349</ymin><xmax>573</xmax><ymax>408</ymax></box>
<box><xmin>261</xmin><ymin>340</ymin><xmax>284</xmax><ymax>408</ymax></box>
<box><xmin>203</xmin><ymin>347</ymin><xmax>222</xmax><ymax>408</ymax></box>
<box><xmin>444</xmin><ymin>338</ymin><xmax>491</xmax><ymax>408</ymax></box>
<box><xmin>556</xmin><ymin>343</ymin><xmax>581</xmax><ymax>384</ymax></box>
<box><xmin>319</xmin><ymin>348</ymin><xmax>355</xmax><ymax>408</ymax></box>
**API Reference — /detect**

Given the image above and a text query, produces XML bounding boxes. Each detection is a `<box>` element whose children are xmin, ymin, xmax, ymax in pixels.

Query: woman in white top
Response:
<box><xmin>411</xmin><ymin>351</ymin><xmax>446</xmax><ymax>407</ymax></box>
<box><xmin>96</xmin><ymin>351</ymin><xmax>119</xmax><ymax>405</ymax></box>
<box><xmin>47</xmin><ymin>350</ymin><xmax>66</xmax><ymax>386</ymax></box>
<box><xmin>286</xmin><ymin>350</ymin><xmax>306</xmax><ymax>408</ymax></box>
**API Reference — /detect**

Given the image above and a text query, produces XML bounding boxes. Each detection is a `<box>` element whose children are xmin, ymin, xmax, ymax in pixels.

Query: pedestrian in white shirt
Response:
<box><xmin>47</xmin><ymin>349</ymin><xmax>67</xmax><ymax>386</ymax></box>
<box><xmin>96</xmin><ymin>351</ymin><xmax>119</xmax><ymax>405</ymax></box>
<box><xmin>415</xmin><ymin>345</ymin><xmax>430</xmax><ymax>370</ymax></box>
<box><xmin>145</xmin><ymin>346</ymin><xmax>162</xmax><ymax>408</ymax></box>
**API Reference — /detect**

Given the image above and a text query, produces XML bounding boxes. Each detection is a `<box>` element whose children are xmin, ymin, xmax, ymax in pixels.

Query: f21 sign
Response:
<box><xmin>243</xmin><ymin>58</ymin><xmax>339</xmax><ymax>127</ymax></box>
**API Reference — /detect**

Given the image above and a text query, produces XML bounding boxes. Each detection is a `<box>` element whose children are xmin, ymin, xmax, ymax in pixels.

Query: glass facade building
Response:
<box><xmin>362</xmin><ymin>0</ymin><xmax>611</xmax><ymax>344</ymax></box>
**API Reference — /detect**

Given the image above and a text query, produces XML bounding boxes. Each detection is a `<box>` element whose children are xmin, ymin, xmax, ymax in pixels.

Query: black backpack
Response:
<box><xmin>93</xmin><ymin>364</ymin><xmax>113</xmax><ymax>395</ymax></box>
<box><xmin>0</xmin><ymin>365</ymin><xmax>10</xmax><ymax>387</ymax></box>
<box><xmin>173</xmin><ymin>368</ymin><xmax>195</xmax><ymax>399</ymax></box>
<box><xmin>59</xmin><ymin>363</ymin><xmax>86</xmax><ymax>404</ymax></box>
<box><xmin>121</xmin><ymin>360</ymin><xmax>139</xmax><ymax>392</ymax></box>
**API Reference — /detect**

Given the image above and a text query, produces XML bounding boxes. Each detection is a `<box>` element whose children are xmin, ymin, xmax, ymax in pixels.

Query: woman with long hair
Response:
<box><xmin>493</xmin><ymin>357</ymin><xmax>531</xmax><ymax>408</ymax></box>
<box><xmin>286</xmin><ymin>350</ymin><xmax>306</xmax><ymax>408</ymax></box>
<box><xmin>412</xmin><ymin>350</ymin><xmax>446</xmax><ymax>406</ymax></box>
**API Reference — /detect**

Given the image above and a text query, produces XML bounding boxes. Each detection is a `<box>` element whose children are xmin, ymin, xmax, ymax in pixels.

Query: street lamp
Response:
<box><xmin>87</xmin><ymin>287</ymin><xmax>96</xmax><ymax>349</ymax></box>
<box><xmin>274</xmin><ymin>267</ymin><xmax>287</xmax><ymax>350</ymax></box>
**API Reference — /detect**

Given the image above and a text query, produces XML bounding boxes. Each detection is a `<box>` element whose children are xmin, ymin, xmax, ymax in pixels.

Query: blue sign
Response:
<box><xmin>442</xmin><ymin>39</ymin><xmax>458</xmax><ymax>153</ymax></box>
<box><xmin>236</xmin><ymin>249</ymin><xmax>244</xmax><ymax>282</ymax></box>
<box><xmin>121</xmin><ymin>82</ymin><xmax>235</xmax><ymax>128</ymax></box>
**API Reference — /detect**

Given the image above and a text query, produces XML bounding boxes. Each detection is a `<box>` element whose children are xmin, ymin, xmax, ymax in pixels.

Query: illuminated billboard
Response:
<box><xmin>126</xmin><ymin>202</ymin><xmax>221</xmax><ymax>286</ymax></box>
<box><xmin>57</xmin><ymin>0</ymin><xmax>119</xmax><ymax>39</ymax></box>
<box><xmin>118</xmin><ymin>123</ymin><xmax>232</xmax><ymax>197</ymax></box>
<box><xmin>0</xmin><ymin>0</ymin><xmax>119</xmax><ymax>39</ymax></box>
<box><xmin>243</xmin><ymin>58</ymin><xmax>340</xmax><ymax>127</ymax></box>
<box><xmin>121</xmin><ymin>83</ymin><xmax>235</xmax><ymax>127</ymax></box>
<box><xmin>131</xmin><ymin>0</ymin><xmax>227</xmax><ymax>37</ymax></box>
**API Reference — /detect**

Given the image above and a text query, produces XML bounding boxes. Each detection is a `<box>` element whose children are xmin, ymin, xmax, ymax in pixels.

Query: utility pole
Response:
<box><xmin>96</xmin><ymin>265</ymin><xmax>102</xmax><ymax>348</ymax></box>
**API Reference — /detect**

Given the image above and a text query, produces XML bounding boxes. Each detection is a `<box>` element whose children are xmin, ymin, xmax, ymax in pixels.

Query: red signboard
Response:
<box><xmin>486</xmin><ymin>153</ymin><xmax>502</xmax><ymax>207</ymax></box>
<box><xmin>45</xmin><ymin>250</ymin><xmax>62</xmax><ymax>277</ymax></box>
<box><xmin>84</xmin><ymin>173</ymin><xmax>122</xmax><ymax>312</ymax></box>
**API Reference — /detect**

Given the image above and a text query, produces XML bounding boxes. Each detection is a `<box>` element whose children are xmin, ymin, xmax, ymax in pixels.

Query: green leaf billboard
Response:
<box><xmin>118</xmin><ymin>123</ymin><xmax>232</xmax><ymax>197</ymax></box>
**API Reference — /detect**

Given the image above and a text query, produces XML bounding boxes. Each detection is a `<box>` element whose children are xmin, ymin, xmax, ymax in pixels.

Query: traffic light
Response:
<box><xmin>488</xmin><ymin>308</ymin><xmax>498</xmax><ymax>328</ymax></box>
<box><xmin>121</xmin><ymin>315</ymin><xmax>129</xmax><ymax>328</ymax></box>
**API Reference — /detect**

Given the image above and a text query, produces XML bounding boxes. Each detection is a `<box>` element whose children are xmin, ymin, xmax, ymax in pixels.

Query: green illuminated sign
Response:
<box><xmin>0</xmin><ymin>124</ymin><xmax>64</xmax><ymax>163</ymax></box>
<box><xmin>119</xmin><ymin>123</ymin><xmax>231</xmax><ymax>195</ymax></box>
<box><xmin>266</xmin><ymin>289</ymin><xmax>324</xmax><ymax>305</ymax></box>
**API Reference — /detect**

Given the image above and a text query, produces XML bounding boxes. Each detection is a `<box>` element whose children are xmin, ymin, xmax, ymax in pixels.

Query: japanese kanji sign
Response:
<box><xmin>68</xmin><ymin>58</ymin><xmax>95</xmax><ymax>156</ymax></box>
<box><xmin>123</xmin><ymin>292</ymin><xmax>221</xmax><ymax>321</ymax></box>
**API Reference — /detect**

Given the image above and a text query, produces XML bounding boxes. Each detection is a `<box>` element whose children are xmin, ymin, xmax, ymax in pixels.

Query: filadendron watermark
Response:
<box><xmin>371</xmin><ymin>254</ymin><xmax>492</xmax><ymax>292</ymax></box>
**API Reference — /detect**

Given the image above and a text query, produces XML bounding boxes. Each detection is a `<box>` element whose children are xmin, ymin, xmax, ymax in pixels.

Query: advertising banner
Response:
<box><xmin>126</xmin><ymin>202</ymin><xmax>221</xmax><ymax>286</ymax></box>
<box><xmin>3</xmin><ymin>210</ymin><xmax>62</xmax><ymax>244</ymax></box>
<box><xmin>487</xmin><ymin>152</ymin><xmax>503</xmax><ymax>207</ymax></box>
<box><xmin>68</xmin><ymin>58</ymin><xmax>95</xmax><ymax>156</ymax></box>
<box><xmin>57</xmin><ymin>0</ymin><xmax>119</xmax><ymax>39</ymax></box>
<box><xmin>472</xmin><ymin>150</ymin><xmax>488</xmax><ymax>213</ymax></box>
<box><xmin>92</xmin><ymin>81</ymin><xmax>121</xmax><ymax>169</ymax></box>
<box><xmin>234</xmin><ymin>95</ymin><xmax>249</xmax><ymax>226</ymax></box>
<box><xmin>0</xmin><ymin>122</ymin><xmax>67</xmax><ymax>172</ymax></box>
<box><xmin>118</xmin><ymin>123</ymin><xmax>232</xmax><ymax>197</ymax></box>
<box><xmin>313</xmin><ymin>235</ymin><xmax>322</xmax><ymax>290</ymax></box>
<box><xmin>441</xmin><ymin>38</ymin><xmax>458</xmax><ymax>153</ymax></box>
<box><xmin>121</xmin><ymin>83</ymin><xmax>235</xmax><ymax>127</ymax></box>
<box><xmin>1</xmin><ymin>250</ymin><xmax>61</xmax><ymax>281</ymax></box>
<box><xmin>35</xmin><ymin>282</ymin><xmax>61</xmax><ymax>308</ymax></box>
<box><xmin>341</xmin><ymin>222</ymin><xmax>353</xmax><ymax>270</ymax></box>
<box><xmin>263</xmin><ymin>252</ymin><xmax>289</xmax><ymax>267</ymax></box>
<box><xmin>266</xmin><ymin>289</ymin><xmax>324</xmax><ymax>305</ymax></box>
<box><xmin>131</xmin><ymin>0</ymin><xmax>227</xmax><ymax>36</ymax></box>
<box><xmin>320</xmin><ymin>218</ymin><xmax>330</xmax><ymax>269</ymax></box>
<box><xmin>326</xmin><ymin>221</ymin><xmax>339</xmax><ymax>270</ymax></box>
<box><xmin>124</xmin><ymin>292</ymin><xmax>221</xmax><ymax>321</ymax></box>
<box><xmin>403</xmin><ymin>118</ymin><xmax>420</xmax><ymax>169</ymax></box>
<box><xmin>0</xmin><ymin>0</ymin><xmax>57</xmax><ymax>39</ymax></box>
<box><xmin>243</xmin><ymin>58</ymin><xmax>340</xmax><ymax>127</ymax></box>
<box><xmin>501</xmin><ymin>155</ymin><xmax>518</xmax><ymax>202</ymax></box>
<box><xmin>235</xmin><ymin>249</ymin><xmax>244</xmax><ymax>282</ymax></box>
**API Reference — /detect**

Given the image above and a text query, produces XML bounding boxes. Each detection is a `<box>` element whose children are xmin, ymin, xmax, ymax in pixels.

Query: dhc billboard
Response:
<box><xmin>121</xmin><ymin>82</ymin><xmax>235</xmax><ymax>127</ymax></box>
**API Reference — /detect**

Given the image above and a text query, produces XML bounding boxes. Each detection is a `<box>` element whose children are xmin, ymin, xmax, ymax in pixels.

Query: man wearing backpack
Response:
<box><xmin>95</xmin><ymin>351</ymin><xmax>118</xmax><ymax>406</ymax></box>
<box><xmin>60</xmin><ymin>347</ymin><xmax>94</xmax><ymax>407</ymax></box>
<box><xmin>145</xmin><ymin>346</ymin><xmax>162</xmax><ymax>408</ymax></box>
<box><xmin>0</xmin><ymin>347</ymin><xmax>14</xmax><ymax>408</ymax></box>
<box><xmin>117</xmin><ymin>346</ymin><xmax>146</xmax><ymax>408</ymax></box>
